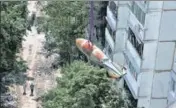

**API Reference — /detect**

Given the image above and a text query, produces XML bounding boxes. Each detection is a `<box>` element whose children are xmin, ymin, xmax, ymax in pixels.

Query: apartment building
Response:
<box><xmin>104</xmin><ymin>1</ymin><xmax>176</xmax><ymax>108</ymax></box>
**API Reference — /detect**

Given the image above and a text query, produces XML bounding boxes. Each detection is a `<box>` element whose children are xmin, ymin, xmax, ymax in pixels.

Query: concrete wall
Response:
<box><xmin>144</xmin><ymin>12</ymin><xmax>161</xmax><ymax>40</ymax></box>
<box><xmin>163</xmin><ymin>1</ymin><xmax>176</xmax><ymax>9</ymax></box>
<box><xmin>155</xmin><ymin>42</ymin><xmax>175</xmax><ymax>71</ymax></box>
<box><xmin>113</xmin><ymin>2</ymin><xmax>129</xmax><ymax>66</ymax></box>
<box><xmin>114</xmin><ymin>5</ymin><xmax>129</xmax><ymax>53</ymax></box>
<box><xmin>148</xmin><ymin>1</ymin><xmax>163</xmax><ymax>10</ymax></box>
<box><xmin>159</xmin><ymin>11</ymin><xmax>176</xmax><ymax>41</ymax></box>
<box><xmin>141</xmin><ymin>42</ymin><xmax>157</xmax><ymax>69</ymax></box>
<box><xmin>106</xmin><ymin>1</ymin><xmax>176</xmax><ymax>107</ymax></box>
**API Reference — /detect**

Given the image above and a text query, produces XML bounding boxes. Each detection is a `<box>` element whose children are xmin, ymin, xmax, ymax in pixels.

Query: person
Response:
<box><xmin>23</xmin><ymin>81</ymin><xmax>27</xmax><ymax>95</ymax></box>
<box><xmin>30</xmin><ymin>81</ymin><xmax>35</xmax><ymax>96</ymax></box>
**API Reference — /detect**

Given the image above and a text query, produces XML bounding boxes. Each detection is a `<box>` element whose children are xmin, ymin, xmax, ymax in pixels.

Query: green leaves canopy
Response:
<box><xmin>37</xmin><ymin>1</ymin><xmax>88</xmax><ymax>63</ymax></box>
<box><xmin>0</xmin><ymin>1</ymin><xmax>28</xmax><ymax>72</ymax></box>
<box><xmin>42</xmin><ymin>61</ymin><xmax>135</xmax><ymax>108</ymax></box>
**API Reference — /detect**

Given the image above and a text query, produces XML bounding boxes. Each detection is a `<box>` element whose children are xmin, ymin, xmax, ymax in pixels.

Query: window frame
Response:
<box><xmin>125</xmin><ymin>57</ymin><xmax>138</xmax><ymax>80</ymax></box>
<box><xmin>128</xmin><ymin>28</ymin><xmax>144</xmax><ymax>58</ymax></box>
<box><xmin>131</xmin><ymin>1</ymin><xmax>146</xmax><ymax>25</ymax></box>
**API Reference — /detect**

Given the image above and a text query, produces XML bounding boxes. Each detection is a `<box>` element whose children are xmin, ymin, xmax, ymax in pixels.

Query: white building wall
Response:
<box><xmin>111</xmin><ymin>1</ymin><xmax>176</xmax><ymax>108</ymax></box>
<box><xmin>105</xmin><ymin>1</ymin><xmax>176</xmax><ymax>107</ymax></box>
<box><xmin>144</xmin><ymin>12</ymin><xmax>161</xmax><ymax>40</ymax></box>
<box><xmin>141</xmin><ymin>42</ymin><xmax>157</xmax><ymax>69</ymax></box>
<box><xmin>155</xmin><ymin>42</ymin><xmax>175</xmax><ymax>71</ymax></box>
<box><xmin>159</xmin><ymin>11</ymin><xmax>176</xmax><ymax>41</ymax></box>
<box><xmin>113</xmin><ymin>2</ymin><xmax>129</xmax><ymax>66</ymax></box>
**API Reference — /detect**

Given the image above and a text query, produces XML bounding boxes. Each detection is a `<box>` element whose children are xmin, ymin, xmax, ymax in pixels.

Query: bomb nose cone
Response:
<box><xmin>76</xmin><ymin>38</ymin><xmax>93</xmax><ymax>52</ymax></box>
<box><xmin>76</xmin><ymin>38</ymin><xmax>84</xmax><ymax>46</ymax></box>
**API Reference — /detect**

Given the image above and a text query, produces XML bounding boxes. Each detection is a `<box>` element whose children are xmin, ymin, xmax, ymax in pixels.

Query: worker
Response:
<box><xmin>30</xmin><ymin>81</ymin><xmax>35</xmax><ymax>96</ymax></box>
<box><xmin>23</xmin><ymin>81</ymin><xmax>27</xmax><ymax>95</ymax></box>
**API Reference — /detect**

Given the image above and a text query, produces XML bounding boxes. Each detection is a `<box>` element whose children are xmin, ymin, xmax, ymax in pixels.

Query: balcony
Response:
<box><xmin>122</xmin><ymin>40</ymin><xmax>142</xmax><ymax>99</ymax></box>
<box><xmin>124</xmin><ymin>69</ymin><xmax>138</xmax><ymax>99</ymax></box>
<box><xmin>105</xmin><ymin>28</ymin><xmax>114</xmax><ymax>50</ymax></box>
<box><xmin>125</xmin><ymin>40</ymin><xmax>142</xmax><ymax>68</ymax></box>
<box><xmin>104</xmin><ymin>45</ymin><xmax>113</xmax><ymax>60</ymax></box>
<box><xmin>106</xmin><ymin>6</ymin><xmax>116</xmax><ymax>31</ymax></box>
<box><xmin>128</xmin><ymin>7</ymin><xmax>145</xmax><ymax>41</ymax></box>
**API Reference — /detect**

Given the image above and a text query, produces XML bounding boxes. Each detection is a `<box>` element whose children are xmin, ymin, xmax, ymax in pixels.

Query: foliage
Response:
<box><xmin>0</xmin><ymin>2</ymin><xmax>29</xmax><ymax>108</ymax></box>
<box><xmin>0</xmin><ymin>1</ymin><xmax>28</xmax><ymax>72</ymax></box>
<box><xmin>37</xmin><ymin>1</ymin><xmax>88</xmax><ymax>64</ymax></box>
<box><xmin>42</xmin><ymin>60</ymin><xmax>135</xmax><ymax>108</ymax></box>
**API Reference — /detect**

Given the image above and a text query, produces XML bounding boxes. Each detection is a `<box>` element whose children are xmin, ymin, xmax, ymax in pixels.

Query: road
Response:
<box><xmin>17</xmin><ymin>25</ymin><xmax>46</xmax><ymax>108</ymax></box>
<box><xmin>15</xmin><ymin>1</ymin><xmax>56</xmax><ymax>108</ymax></box>
<box><xmin>15</xmin><ymin>2</ymin><xmax>61</xmax><ymax>108</ymax></box>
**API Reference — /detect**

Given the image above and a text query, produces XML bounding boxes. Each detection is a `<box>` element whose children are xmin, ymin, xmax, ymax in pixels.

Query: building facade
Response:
<box><xmin>104</xmin><ymin>1</ymin><xmax>176</xmax><ymax>108</ymax></box>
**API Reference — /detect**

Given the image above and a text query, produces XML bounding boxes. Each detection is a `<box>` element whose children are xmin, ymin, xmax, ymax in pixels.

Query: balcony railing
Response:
<box><xmin>107</xmin><ymin>22</ymin><xmax>116</xmax><ymax>41</ymax></box>
<box><xmin>105</xmin><ymin>28</ymin><xmax>114</xmax><ymax>50</ymax></box>
<box><xmin>125</xmin><ymin>40</ymin><xmax>142</xmax><ymax>69</ymax></box>
<box><xmin>106</xmin><ymin>8</ymin><xmax>116</xmax><ymax>31</ymax></box>
<box><xmin>109</xmin><ymin>1</ymin><xmax>117</xmax><ymax>19</ymax></box>
<box><xmin>124</xmin><ymin>49</ymin><xmax>140</xmax><ymax>81</ymax></box>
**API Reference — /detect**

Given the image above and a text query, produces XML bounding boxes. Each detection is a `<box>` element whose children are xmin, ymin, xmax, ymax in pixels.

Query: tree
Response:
<box><xmin>0</xmin><ymin>1</ymin><xmax>28</xmax><ymax>73</ymax></box>
<box><xmin>0</xmin><ymin>2</ymin><xmax>28</xmax><ymax>108</ymax></box>
<box><xmin>36</xmin><ymin>1</ymin><xmax>88</xmax><ymax>64</ymax></box>
<box><xmin>42</xmin><ymin>60</ymin><xmax>136</xmax><ymax>108</ymax></box>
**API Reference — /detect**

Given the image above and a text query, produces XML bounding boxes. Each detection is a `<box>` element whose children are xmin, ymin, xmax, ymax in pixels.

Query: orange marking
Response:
<box><xmin>81</xmin><ymin>40</ymin><xmax>93</xmax><ymax>52</ymax></box>
<box><xmin>92</xmin><ymin>49</ymin><xmax>105</xmax><ymax>60</ymax></box>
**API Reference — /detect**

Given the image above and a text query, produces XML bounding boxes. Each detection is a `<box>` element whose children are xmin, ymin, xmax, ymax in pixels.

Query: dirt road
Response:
<box><xmin>17</xmin><ymin>30</ymin><xmax>43</xmax><ymax>108</ymax></box>
<box><xmin>16</xmin><ymin>1</ymin><xmax>57</xmax><ymax>108</ymax></box>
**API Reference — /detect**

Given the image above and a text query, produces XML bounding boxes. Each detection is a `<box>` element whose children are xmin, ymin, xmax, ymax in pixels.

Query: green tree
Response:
<box><xmin>37</xmin><ymin>1</ymin><xmax>88</xmax><ymax>64</ymax></box>
<box><xmin>0</xmin><ymin>1</ymin><xmax>28</xmax><ymax>72</ymax></box>
<box><xmin>0</xmin><ymin>1</ymin><xmax>29</xmax><ymax>107</ymax></box>
<box><xmin>42</xmin><ymin>61</ymin><xmax>135</xmax><ymax>108</ymax></box>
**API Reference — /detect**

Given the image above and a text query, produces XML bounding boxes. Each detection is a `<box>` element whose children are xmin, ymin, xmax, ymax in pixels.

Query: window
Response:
<box><xmin>107</xmin><ymin>23</ymin><xmax>116</xmax><ymax>41</ymax></box>
<box><xmin>125</xmin><ymin>57</ymin><xmax>138</xmax><ymax>80</ymax></box>
<box><xmin>128</xmin><ymin>28</ymin><xmax>144</xmax><ymax>58</ymax></box>
<box><xmin>109</xmin><ymin>1</ymin><xmax>117</xmax><ymax>19</ymax></box>
<box><xmin>131</xmin><ymin>2</ymin><xmax>146</xmax><ymax>25</ymax></box>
